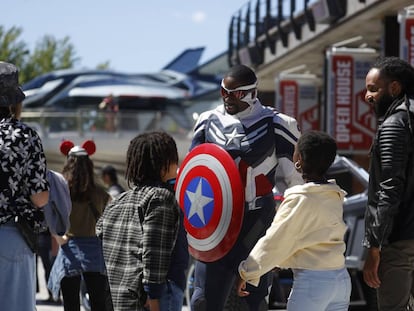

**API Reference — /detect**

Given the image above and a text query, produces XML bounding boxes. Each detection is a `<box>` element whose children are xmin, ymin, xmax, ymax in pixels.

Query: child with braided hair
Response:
<box><xmin>97</xmin><ymin>131</ymin><xmax>189</xmax><ymax>311</ymax></box>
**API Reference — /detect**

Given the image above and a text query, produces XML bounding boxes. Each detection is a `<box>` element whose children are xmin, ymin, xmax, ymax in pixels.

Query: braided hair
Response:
<box><xmin>125</xmin><ymin>131</ymin><xmax>178</xmax><ymax>187</ymax></box>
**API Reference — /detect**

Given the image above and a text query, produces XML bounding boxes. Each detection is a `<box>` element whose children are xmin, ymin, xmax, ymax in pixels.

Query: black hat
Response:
<box><xmin>0</xmin><ymin>62</ymin><xmax>26</xmax><ymax>107</ymax></box>
<box><xmin>102</xmin><ymin>165</ymin><xmax>117</xmax><ymax>175</ymax></box>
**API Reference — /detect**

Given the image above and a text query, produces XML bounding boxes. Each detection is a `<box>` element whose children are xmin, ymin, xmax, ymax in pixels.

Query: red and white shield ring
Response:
<box><xmin>175</xmin><ymin>143</ymin><xmax>245</xmax><ymax>262</ymax></box>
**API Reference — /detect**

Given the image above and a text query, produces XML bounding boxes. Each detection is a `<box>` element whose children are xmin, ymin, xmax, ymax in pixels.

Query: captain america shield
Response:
<box><xmin>175</xmin><ymin>143</ymin><xmax>245</xmax><ymax>262</ymax></box>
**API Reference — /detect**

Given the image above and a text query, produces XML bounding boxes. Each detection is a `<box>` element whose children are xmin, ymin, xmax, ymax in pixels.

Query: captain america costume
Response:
<box><xmin>190</xmin><ymin>100</ymin><xmax>302</xmax><ymax>311</ymax></box>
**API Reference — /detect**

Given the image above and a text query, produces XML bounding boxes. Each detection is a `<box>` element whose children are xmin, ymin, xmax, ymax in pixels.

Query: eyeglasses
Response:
<box><xmin>220</xmin><ymin>80</ymin><xmax>257</xmax><ymax>99</ymax></box>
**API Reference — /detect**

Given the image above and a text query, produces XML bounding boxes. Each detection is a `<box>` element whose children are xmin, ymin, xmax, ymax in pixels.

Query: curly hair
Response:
<box><xmin>297</xmin><ymin>130</ymin><xmax>337</xmax><ymax>179</ymax></box>
<box><xmin>62</xmin><ymin>155</ymin><xmax>96</xmax><ymax>201</ymax></box>
<box><xmin>372</xmin><ymin>56</ymin><xmax>414</xmax><ymax>133</ymax></box>
<box><xmin>373</xmin><ymin>56</ymin><xmax>414</xmax><ymax>96</ymax></box>
<box><xmin>125</xmin><ymin>131</ymin><xmax>178</xmax><ymax>187</ymax></box>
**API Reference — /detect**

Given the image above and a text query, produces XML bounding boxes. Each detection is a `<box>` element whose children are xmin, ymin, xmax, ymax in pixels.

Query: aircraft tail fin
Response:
<box><xmin>162</xmin><ymin>47</ymin><xmax>205</xmax><ymax>74</ymax></box>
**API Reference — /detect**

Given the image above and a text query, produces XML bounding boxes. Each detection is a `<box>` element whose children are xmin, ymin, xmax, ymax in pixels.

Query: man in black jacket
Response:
<box><xmin>363</xmin><ymin>56</ymin><xmax>414</xmax><ymax>310</ymax></box>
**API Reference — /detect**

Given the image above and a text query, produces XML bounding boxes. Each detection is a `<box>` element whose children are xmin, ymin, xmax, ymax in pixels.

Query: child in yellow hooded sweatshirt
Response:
<box><xmin>238</xmin><ymin>130</ymin><xmax>351</xmax><ymax>311</ymax></box>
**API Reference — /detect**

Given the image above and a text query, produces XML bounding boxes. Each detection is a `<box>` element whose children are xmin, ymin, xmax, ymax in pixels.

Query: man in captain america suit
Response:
<box><xmin>189</xmin><ymin>64</ymin><xmax>303</xmax><ymax>311</ymax></box>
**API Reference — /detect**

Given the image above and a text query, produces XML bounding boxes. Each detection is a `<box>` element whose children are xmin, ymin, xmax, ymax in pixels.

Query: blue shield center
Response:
<box><xmin>184</xmin><ymin>177</ymin><xmax>214</xmax><ymax>228</ymax></box>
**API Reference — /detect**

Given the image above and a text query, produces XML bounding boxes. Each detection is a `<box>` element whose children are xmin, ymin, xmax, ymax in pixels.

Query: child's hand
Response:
<box><xmin>53</xmin><ymin>234</ymin><xmax>68</xmax><ymax>246</ymax></box>
<box><xmin>236</xmin><ymin>276</ymin><xmax>250</xmax><ymax>297</ymax></box>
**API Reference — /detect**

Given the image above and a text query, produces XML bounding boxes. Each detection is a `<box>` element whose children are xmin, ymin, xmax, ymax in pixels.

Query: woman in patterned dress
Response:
<box><xmin>0</xmin><ymin>61</ymin><xmax>49</xmax><ymax>311</ymax></box>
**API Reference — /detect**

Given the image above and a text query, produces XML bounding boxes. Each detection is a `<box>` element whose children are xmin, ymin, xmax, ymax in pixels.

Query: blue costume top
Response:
<box><xmin>192</xmin><ymin>101</ymin><xmax>302</xmax><ymax>206</ymax></box>
<box><xmin>191</xmin><ymin>101</ymin><xmax>302</xmax><ymax>267</ymax></box>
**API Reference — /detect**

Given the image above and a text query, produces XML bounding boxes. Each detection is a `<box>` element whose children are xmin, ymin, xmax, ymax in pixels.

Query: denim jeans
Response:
<box><xmin>287</xmin><ymin>268</ymin><xmax>351</xmax><ymax>311</ymax></box>
<box><xmin>0</xmin><ymin>222</ymin><xmax>36</xmax><ymax>311</ymax></box>
<box><xmin>160</xmin><ymin>280</ymin><xmax>184</xmax><ymax>311</ymax></box>
<box><xmin>159</xmin><ymin>280</ymin><xmax>184</xmax><ymax>311</ymax></box>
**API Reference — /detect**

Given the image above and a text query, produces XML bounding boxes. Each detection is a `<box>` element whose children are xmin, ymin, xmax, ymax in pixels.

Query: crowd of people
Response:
<box><xmin>1</xmin><ymin>57</ymin><xmax>413</xmax><ymax>311</ymax></box>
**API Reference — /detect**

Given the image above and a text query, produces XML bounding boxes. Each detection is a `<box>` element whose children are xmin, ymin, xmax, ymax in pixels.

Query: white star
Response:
<box><xmin>225</xmin><ymin>128</ymin><xmax>244</xmax><ymax>147</ymax></box>
<box><xmin>186</xmin><ymin>178</ymin><xmax>214</xmax><ymax>225</ymax></box>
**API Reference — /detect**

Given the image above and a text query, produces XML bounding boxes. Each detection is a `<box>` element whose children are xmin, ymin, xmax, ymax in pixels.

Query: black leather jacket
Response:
<box><xmin>364</xmin><ymin>97</ymin><xmax>414</xmax><ymax>249</ymax></box>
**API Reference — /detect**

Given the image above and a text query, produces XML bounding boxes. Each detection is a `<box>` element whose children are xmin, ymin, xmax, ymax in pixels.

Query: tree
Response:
<box><xmin>0</xmin><ymin>26</ymin><xmax>30</xmax><ymax>67</ymax></box>
<box><xmin>0</xmin><ymin>25</ymin><xmax>110</xmax><ymax>83</ymax></box>
<box><xmin>21</xmin><ymin>35</ymin><xmax>80</xmax><ymax>82</ymax></box>
<box><xmin>96</xmin><ymin>61</ymin><xmax>111</xmax><ymax>70</ymax></box>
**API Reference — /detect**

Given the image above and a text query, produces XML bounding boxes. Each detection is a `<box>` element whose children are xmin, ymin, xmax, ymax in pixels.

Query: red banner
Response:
<box><xmin>277</xmin><ymin>76</ymin><xmax>320</xmax><ymax>131</ymax></box>
<box><xmin>279</xmin><ymin>80</ymin><xmax>298</xmax><ymax>118</ymax></box>
<box><xmin>326</xmin><ymin>50</ymin><xmax>377</xmax><ymax>153</ymax></box>
<box><xmin>404</xmin><ymin>17</ymin><xmax>414</xmax><ymax>66</ymax></box>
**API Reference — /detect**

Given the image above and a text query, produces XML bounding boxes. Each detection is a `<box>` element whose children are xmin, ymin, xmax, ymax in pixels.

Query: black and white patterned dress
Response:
<box><xmin>0</xmin><ymin>117</ymin><xmax>48</xmax><ymax>224</ymax></box>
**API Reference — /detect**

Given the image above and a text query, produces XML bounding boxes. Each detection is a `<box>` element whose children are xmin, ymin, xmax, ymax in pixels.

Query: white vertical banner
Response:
<box><xmin>325</xmin><ymin>47</ymin><xmax>378</xmax><ymax>153</ymax></box>
<box><xmin>275</xmin><ymin>73</ymin><xmax>321</xmax><ymax>132</ymax></box>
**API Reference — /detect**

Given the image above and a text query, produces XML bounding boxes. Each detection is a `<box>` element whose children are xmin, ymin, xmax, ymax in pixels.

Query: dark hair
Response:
<box><xmin>125</xmin><ymin>131</ymin><xmax>178</xmax><ymax>187</ymax></box>
<box><xmin>0</xmin><ymin>106</ymin><xmax>11</xmax><ymax>119</ymax></box>
<box><xmin>373</xmin><ymin>56</ymin><xmax>414</xmax><ymax>96</ymax></box>
<box><xmin>225</xmin><ymin>64</ymin><xmax>257</xmax><ymax>85</ymax></box>
<box><xmin>101</xmin><ymin>165</ymin><xmax>118</xmax><ymax>183</ymax></box>
<box><xmin>62</xmin><ymin>155</ymin><xmax>96</xmax><ymax>201</ymax></box>
<box><xmin>297</xmin><ymin>130</ymin><xmax>337</xmax><ymax>178</ymax></box>
<box><xmin>372</xmin><ymin>56</ymin><xmax>414</xmax><ymax>133</ymax></box>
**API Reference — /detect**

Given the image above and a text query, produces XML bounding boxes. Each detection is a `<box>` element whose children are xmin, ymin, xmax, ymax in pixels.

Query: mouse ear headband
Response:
<box><xmin>60</xmin><ymin>140</ymin><xmax>96</xmax><ymax>157</ymax></box>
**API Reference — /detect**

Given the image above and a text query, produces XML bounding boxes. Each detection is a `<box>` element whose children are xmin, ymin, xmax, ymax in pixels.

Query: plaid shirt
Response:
<box><xmin>96</xmin><ymin>184</ymin><xmax>179</xmax><ymax>310</ymax></box>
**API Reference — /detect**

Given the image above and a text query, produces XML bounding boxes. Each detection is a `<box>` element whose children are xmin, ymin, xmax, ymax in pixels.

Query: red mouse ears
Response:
<box><xmin>60</xmin><ymin>140</ymin><xmax>96</xmax><ymax>157</ymax></box>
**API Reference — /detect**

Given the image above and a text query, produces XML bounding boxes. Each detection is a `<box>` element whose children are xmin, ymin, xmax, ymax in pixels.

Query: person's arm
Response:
<box><xmin>30</xmin><ymin>191</ymin><xmax>49</xmax><ymax>208</ymax></box>
<box><xmin>369</xmin><ymin>118</ymin><xmax>408</xmax><ymax>248</ymax></box>
<box><xmin>238</xmin><ymin>194</ymin><xmax>304</xmax><ymax>286</ymax></box>
<box><xmin>142</xmin><ymin>191</ymin><xmax>178</xmax><ymax>300</ymax></box>
<box><xmin>237</xmin><ymin>276</ymin><xmax>249</xmax><ymax>297</ymax></box>
<box><xmin>363</xmin><ymin>247</ymin><xmax>381</xmax><ymax>288</ymax></box>
<box><xmin>190</xmin><ymin>111</ymin><xmax>209</xmax><ymax>150</ymax></box>
<box><xmin>147</xmin><ymin>298</ymin><xmax>160</xmax><ymax>311</ymax></box>
<box><xmin>52</xmin><ymin>233</ymin><xmax>69</xmax><ymax>246</ymax></box>
<box><xmin>28</xmin><ymin>130</ymin><xmax>49</xmax><ymax>208</ymax></box>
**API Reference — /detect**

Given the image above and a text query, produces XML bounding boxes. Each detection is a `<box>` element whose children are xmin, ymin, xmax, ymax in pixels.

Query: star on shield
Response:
<box><xmin>186</xmin><ymin>177</ymin><xmax>214</xmax><ymax>226</ymax></box>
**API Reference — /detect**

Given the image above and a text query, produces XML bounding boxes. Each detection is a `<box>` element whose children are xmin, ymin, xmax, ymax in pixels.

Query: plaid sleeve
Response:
<box><xmin>142</xmin><ymin>189</ymin><xmax>178</xmax><ymax>284</ymax></box>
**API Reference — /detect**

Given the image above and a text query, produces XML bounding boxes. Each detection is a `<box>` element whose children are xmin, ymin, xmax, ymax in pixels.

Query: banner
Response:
<box><xmin>276</xmin><ymin>74</ymin><xmax>321</xmax><ymax>132</ymax></box>
<box><xmin>325</xmin><ymin>47</ymin><xmax>378</xmax><ymax>153</ymax></box>
<box><xmin>399</xmin><ymin>5</ymin><xmax>414</xmax><ymax>66</ymax></box>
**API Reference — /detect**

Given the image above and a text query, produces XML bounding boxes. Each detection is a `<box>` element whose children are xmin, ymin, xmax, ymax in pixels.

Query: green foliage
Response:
<box><xmin>96</xmin><ymin>61</ymin><xmax>111</xmax><ymax>70</ymax></box>
<box><xmin>0</xmin><ymin>26</ymin><xmax>29</xmax><ymax>66</ymax></box>
<box><xmin>0</xmin><ymin>25</ymin><xmax>110</xmax><ymax>83</ymax></box>
<box><xmin>21</xmin><ymin>35</ymin><xmax>80</xmax><ymax>82</ymax></box>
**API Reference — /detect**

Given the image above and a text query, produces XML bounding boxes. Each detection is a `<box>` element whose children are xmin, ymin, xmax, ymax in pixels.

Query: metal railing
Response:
<box><xmin>21</xmin><ymin>108</ymin><xmax>194</xmax><ymax>139</ymax></box>
<box><xmin>21</xmin><ymin>109</ymin><xmax>195</xmax><ymax>174</ymax></box>
<box><xmin>227</xmin><ymin>0</ymin><xmax>342</xmax><ymax>66</ymax></box>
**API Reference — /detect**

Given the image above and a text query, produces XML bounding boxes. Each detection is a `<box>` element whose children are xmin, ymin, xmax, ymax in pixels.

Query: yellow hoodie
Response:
<box><xmin>239</xmin><ymin>180</ymin><xmax>347</xmax><ymax>286</ymax></box>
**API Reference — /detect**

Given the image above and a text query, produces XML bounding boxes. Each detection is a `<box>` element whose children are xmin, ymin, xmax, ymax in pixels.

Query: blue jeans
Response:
<box><xmin>0</xmin><ymin>222</ymin><xmax>36</xmax><ymax>311</ymax></box>
<box><xmin>288</xmin><ymin>268</ymin><xmax>351</xmax><ymax>311</ymax></box>
<box><xmin>159</xmin><ymin>280</ymin><xmax>184</xmax><ymax>311</ymax></box>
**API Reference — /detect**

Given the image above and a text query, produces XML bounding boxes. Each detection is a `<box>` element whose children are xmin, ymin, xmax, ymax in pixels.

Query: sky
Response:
<box><xmin>3</xmin><ymin>0</ymin><xmax>247</xmax><ymax>73</ymax></box>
